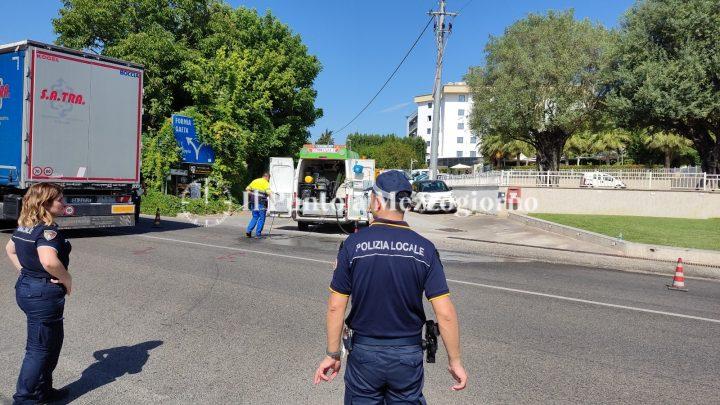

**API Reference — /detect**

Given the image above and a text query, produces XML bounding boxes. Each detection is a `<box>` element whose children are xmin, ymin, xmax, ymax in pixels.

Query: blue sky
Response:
<box><xmin>1</xmin><ymin>1</ymin><xmax>635</xmax><ymax>143</ymax></box>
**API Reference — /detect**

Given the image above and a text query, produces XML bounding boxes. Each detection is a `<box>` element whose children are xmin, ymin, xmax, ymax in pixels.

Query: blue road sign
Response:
<box><xmin>172</xmin><ymin>115</ymin><xmax>215</xmax><ymax>164</ymax></box>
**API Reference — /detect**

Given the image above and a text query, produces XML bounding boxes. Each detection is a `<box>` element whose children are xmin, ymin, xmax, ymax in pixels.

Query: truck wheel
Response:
<box><xmin>298</xmin><ymin>221</ymin><xmax>310</xmax><ymax>232</ymax></box>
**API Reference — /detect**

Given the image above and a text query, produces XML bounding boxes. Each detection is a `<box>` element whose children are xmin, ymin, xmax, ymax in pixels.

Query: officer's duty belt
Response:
<box><xmin>353</xmin><ymin>334</ymin><xmax>422</xmax><ymax>346</ymax></box>
<box><xmin>19</xmin><ymin>272</ymin><xmax>54</xmax><ymax>281</ymax></box>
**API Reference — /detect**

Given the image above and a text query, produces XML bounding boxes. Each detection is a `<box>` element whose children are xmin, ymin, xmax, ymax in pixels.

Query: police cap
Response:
<box><xmin>367</xmin><ymin>170</ymin><xmax>412</xmax><ymax>202</ymax></box>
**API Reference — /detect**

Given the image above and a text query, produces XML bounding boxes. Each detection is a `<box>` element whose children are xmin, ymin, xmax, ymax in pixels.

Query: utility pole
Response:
<box><xmin>428</xmin><ymin>0</ymin><xmax>457</xmax><ymax>180</ymax></box>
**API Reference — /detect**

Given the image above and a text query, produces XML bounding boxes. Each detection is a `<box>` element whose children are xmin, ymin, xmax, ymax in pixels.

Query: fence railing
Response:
<box><xmin>493</xmin><ymin>167</ymin><xmax>702</xmax><ymax>175</ymax></box>
<box><xmin>0</xmin><ymin>165</ymin><xmax>18</xmax><ymax>184</ymax></box>
<box><xmin>442</xmin><ymin>170</ymin><xmax>720</xmax><ymax>192</ymax></box>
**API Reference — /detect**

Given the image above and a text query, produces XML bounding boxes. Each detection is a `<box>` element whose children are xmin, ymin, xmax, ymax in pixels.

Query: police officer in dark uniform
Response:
<box><xmin>5</xmin><ymin>183</ymin><xmax>72</xmax><ymax>404</ymax></box>
<box><xmin>314</xmin><ymin>171</ymin><xmax>467</xmax><ymax>403</ymax></box>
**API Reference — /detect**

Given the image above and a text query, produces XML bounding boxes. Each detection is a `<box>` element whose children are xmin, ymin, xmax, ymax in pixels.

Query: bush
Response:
<box><xmin>140</xmin><ymin>191</ymin><xmax>238</xmax><ymax>217</ymax></box>
<box><xmin>180</xmin><ymin>197</ymin><xmax>238</xmax><ymax>215</ymax></box>
<box><xmin>140</xmin><ymin>192</ymin><xmax>183</xmax><ymax>216</ymax></box>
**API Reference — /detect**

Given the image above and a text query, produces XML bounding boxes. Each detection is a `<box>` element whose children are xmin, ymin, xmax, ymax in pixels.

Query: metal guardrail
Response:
<box><xmin>443</xmin><ymin>170</ymin><xmax>720</xmax><ymax>192</ymax></box>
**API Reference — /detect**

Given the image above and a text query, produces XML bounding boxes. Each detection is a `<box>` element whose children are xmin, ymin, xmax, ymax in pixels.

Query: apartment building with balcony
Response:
<box><xmin>408</xmin><ymin>82</ymin><xmax>481</xmax><ymax>168</ymax></box>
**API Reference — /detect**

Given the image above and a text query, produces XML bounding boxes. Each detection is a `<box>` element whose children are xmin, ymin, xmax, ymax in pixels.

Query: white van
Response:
<box><xmin>580</xmin><ymin>172</ymin><xmax>627</xmax><ymax>189</ymax></box>
<box><xmin>268</xmin><ymin>145</ymin><xmax>375</xmax><ymax>231</ymax></box>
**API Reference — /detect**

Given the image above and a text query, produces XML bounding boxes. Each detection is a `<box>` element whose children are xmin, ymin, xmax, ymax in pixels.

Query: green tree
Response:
<box><xmin>53</xmin><ymin>1</ymin><xmax>322</xmax><ymax>189</ymax></box>
<box><xmin>607</xmin><ymin>0</ymin><xmax>720</xmax><ymax>173</ymax></box>
<box><xmin>369</xmin><ymin>141</ymin><xmax>418</xmax><ymax>169</ymax></box>
<box><xmin>590</xmin><ymin>129</ymin><xmax>631</xmax><ymax>165</ymax></box>
<box><xmin>183</xmin><ymin>10</ymin><xmax>323</xmax><ymax>177</ymax></box>
<box><xmin>643</xmin><ymin>131</ymin><xmax>694</xmax><ymax>169</ymax></box>
<box><xmin>53</xmin><ymin>0</ymin><xmax>221</xmax><ymax>131</ymax></box>
<box><xmin>317</xmin><ymin>129</ymin><xmax>334</xmax><ymax>145</ymax></box>
<box><xmin>625</xmin><ymin>131</ymin><xmax>661</xmax><ymax>167</ymax></box>
<box><xmin>346</xmin><ymin>133</ymin><xmax>425</xmax><ymax>169</ymax></box>
<box><xmin>481</xmin><ymin>134</ymin><xmax>535</xmax><ymax>168</ymax></box>
<box><xmin>141</xmin><ymin>117</ymin><xmax>181</xmax><ymax>191</ymax></box>
<box><xmin>505</xmin><ymin>139</ymin><xmax>535</xmax><ymax>167</ymax></box>
<box><xmin>564</xmin><ymin>132</ymin><xmax>594</xmax><ymax>165</ymax></box>
<box><xmin>480</xmin><ymin>133</ymin><xmax>506</xmax><ymax>168</ymax></box>
<box><xmin>467</xmin><ymin>10</ymin><xmax>613</xmax><ymax>171</ymax></box>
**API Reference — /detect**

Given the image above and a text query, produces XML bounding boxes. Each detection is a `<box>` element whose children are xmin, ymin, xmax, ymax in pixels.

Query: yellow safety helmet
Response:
<box><xmin>304</xmin><ymin>175</ymin><xmax>314</xmax><ymax>183</ymax></box>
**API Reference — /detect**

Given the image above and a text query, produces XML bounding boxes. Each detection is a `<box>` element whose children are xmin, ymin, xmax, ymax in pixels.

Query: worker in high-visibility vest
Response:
<box><xmin>245</xmin><ymin>173</ymin><xmax>271</xmax><ymax>238</ymax></box>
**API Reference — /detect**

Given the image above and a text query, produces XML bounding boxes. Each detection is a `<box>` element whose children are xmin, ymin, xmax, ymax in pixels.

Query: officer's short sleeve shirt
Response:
<box><xmin>329</xmin><ymin>241</ymin><xmax>352</xmax><ymax>296</ymax></box>
<box><xmin>329</xmin><ymin>219</ymin><xmax>450</xmax><ymax>338</ymax></box>
<box><xmin>12</xmin><ymin>223</ymin><xmax>71</xmax><ymax>278</ymax></box>
<box><xmin>424</xmin><ymin>250</ymin><xmax>450</xmax><ymax>300</ymax></box>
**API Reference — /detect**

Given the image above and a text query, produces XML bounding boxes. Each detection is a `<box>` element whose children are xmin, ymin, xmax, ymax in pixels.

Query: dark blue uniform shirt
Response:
<box><xmin>330</xmin><ymin>218</ymin><xmax>450</xmax><ymax>339</ymax></box>
<box><xmin>12</xmin><ymin>224</ymin><xmax>71</xmax><ymax>279</ymax></box>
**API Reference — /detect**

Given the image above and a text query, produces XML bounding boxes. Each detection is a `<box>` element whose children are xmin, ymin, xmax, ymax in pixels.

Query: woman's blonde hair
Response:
<box><xmin>18</xmin><ymin>183</ymin><xmax>63</xmax><ymax>227</ymax></box>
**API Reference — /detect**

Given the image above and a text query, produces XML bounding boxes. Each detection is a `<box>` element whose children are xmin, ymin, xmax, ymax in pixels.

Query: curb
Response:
<box><xmin>507</xmin><ymin>212</ymin><xmax>627</xmax><ymax>249</ymax></box>
<box><xmin>507</xmin><ymin>212</ymin><xmax>720</xmax><ymax>273</ymax></box>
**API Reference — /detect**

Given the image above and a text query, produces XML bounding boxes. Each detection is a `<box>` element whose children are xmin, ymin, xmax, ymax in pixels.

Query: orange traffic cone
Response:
<box><xmin>153</xmin><ymin>208</ymin><xmax>161</xmax><ymax>228</ymax></box>
<box><xmin>666</xmin><ymin>258</ymin><xmax>688</xmax><ymax>292</ymax></box>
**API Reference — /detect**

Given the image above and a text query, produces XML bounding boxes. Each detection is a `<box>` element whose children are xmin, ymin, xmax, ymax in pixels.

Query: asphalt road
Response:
<box><xmin>0</xmin><ymin>217</ymin><xmax>718</xmax><ymax>404</ymax></box>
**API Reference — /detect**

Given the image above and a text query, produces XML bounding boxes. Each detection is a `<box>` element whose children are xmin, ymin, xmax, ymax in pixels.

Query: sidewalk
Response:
<box><xmin>404</xmin><ymin>211</ymin><xmax>719</xmax><ymax>279</ymax></box>
<box><xmin>404</xmin><ymin>211</ymin><xmax>623</xmax><ymax>255</ymax></box>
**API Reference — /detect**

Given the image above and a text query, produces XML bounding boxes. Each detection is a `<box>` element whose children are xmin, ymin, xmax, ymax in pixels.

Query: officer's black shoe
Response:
<box><xmin>245</xmin><ymin>232</ymin><xmax>252</xmax><ymax>238</ymax></box>
<box><xmin>39</xmin><ymin>387</ymin><xmax>69</xmax><ymax>403</ymax></box>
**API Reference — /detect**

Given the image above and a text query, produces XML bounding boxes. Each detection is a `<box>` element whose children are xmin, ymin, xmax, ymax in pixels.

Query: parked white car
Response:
<box><xmin>411</xmin><ymin>180</ymin><xmax>457</xmax><ymax>213</ymax></box>
<box><xmin>580</xmin><ymin>172</ymin><xmax>627</xmax><ymax>189</ymax></box>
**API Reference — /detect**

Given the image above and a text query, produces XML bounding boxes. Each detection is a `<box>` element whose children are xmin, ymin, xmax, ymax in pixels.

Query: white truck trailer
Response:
<box><xmin>0</xmin><ymin>40</ymin><xmax>143</xmax><ymax>228</ymax></box>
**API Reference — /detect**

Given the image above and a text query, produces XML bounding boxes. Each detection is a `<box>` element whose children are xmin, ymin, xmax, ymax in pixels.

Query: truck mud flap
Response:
<box><xmin>55</xmin><ymin>215</ymin><xmax>134</xmax><ymax>229</ymax></box>
<box><xmin>1</xmin><ymin>195</ymin><xmax>23</xmax><ymax>220</ymax></box>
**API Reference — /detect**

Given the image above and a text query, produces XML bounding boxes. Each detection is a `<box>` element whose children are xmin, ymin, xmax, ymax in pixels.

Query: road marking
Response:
<box><xmin>139</xmin><ymin>234</ymin><xmax>333</xmax><ymax>264</ymax></box>
<box><xmin>447</xmin><ymin>278</ymin><xmax>720</xmax><ymax>325</ymax></box>
<box><xmin>138</xmin><ymin>234</ymin><xmax>720</xmax><ymax>324</ymax></box>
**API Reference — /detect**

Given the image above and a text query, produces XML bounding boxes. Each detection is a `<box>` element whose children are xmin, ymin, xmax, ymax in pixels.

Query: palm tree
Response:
<box><xmin>564</xmin><ymin>132</ymin><xmax>593</xmax><ymax>165</ymax></box>
<box><xmin>480</xmin><ymin>134</ymin><xmax>506</xmax><ymax>168</ymax></box>
<box><xmin>317</xmin><ymin>129</ymin><xmax>334</xmax><ymax>145</ymax></box>
<box><xmin>480</xmin><ymin>134</ymin><xmax>535</xmax><ymax>168</ymax></box>
<box><xmin>590</xmin><ymin>129</ymin><xmax>631</xmax><ymax>165</ymax></box>
<box><xmin>504</xmin><ymin>139</ymin><xmax>534</xmax><ymax>167</ymax></box>
<box><xmin>643</xmin><ymin>131</ymin><xmax>693</xmax><ymax>168</ymax></box>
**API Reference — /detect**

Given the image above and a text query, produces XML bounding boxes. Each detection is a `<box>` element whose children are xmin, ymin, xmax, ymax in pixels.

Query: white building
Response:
<box><xmin>408</xmin><ymin>82</ymin><xmax>481</xmax><ymax>168</ymax></box>
<box><xmin>405</xmin><ymin>111</ymin><xmax>418</xmax><ymax>138</ymax></box>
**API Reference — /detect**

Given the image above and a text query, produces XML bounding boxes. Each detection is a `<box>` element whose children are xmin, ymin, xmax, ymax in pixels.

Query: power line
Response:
<box><xmin>332</xmin><ymin>16</ymin><xmax>434</xmax><ymax>136</ymax></box>
<box><xmin>456</xmin><ymin>0</ymin><xmax>474</xmax><ymax>14</ymax></box>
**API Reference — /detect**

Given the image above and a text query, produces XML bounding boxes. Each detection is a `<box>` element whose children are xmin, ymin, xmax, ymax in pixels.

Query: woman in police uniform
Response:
<box><xmin>5</xmin><ymin>183</ymin><xmax>72</xmax><ymax>404</ymax></box>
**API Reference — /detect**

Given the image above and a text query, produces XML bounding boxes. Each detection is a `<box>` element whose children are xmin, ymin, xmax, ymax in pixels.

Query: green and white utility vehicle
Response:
<box><xmin>268</xmin><ymin>144</ymin><xmax>375</xmax><ymax>231</ymax></box>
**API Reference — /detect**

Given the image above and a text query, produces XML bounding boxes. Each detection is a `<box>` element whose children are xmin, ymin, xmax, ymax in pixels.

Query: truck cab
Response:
<box><xmin>268</xmin><ymin>145</ymin><xmax>374</xmax><ymax>231</ymax></box>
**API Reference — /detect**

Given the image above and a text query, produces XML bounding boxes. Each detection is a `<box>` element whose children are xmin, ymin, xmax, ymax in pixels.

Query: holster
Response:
<box><xmin>342</xmin><ymin>327</ymin><xmax>354</xmax><ymax>353</ymax></box>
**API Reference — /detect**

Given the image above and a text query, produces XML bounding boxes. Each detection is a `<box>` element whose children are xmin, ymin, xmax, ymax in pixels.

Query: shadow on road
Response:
<box><xmin>55</xmin><ymin>340</ymin><xmax>163</xmax><ymax>404</ymax></box>
<box><xmin>275</xmin><ymin>222</ymin><xmax>360</xmax><ymax>235</ymax></box>
<box><xmin>1</xmin><ymin>217</ymin><xmax>198</xmax><ymax>238</ymax></box>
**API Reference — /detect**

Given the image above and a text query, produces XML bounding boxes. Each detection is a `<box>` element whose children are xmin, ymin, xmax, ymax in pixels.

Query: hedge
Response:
<box><xmin>140</xmin><ymin>191</ymin><xmax>238</xmax><ymax>217</ymax></box>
